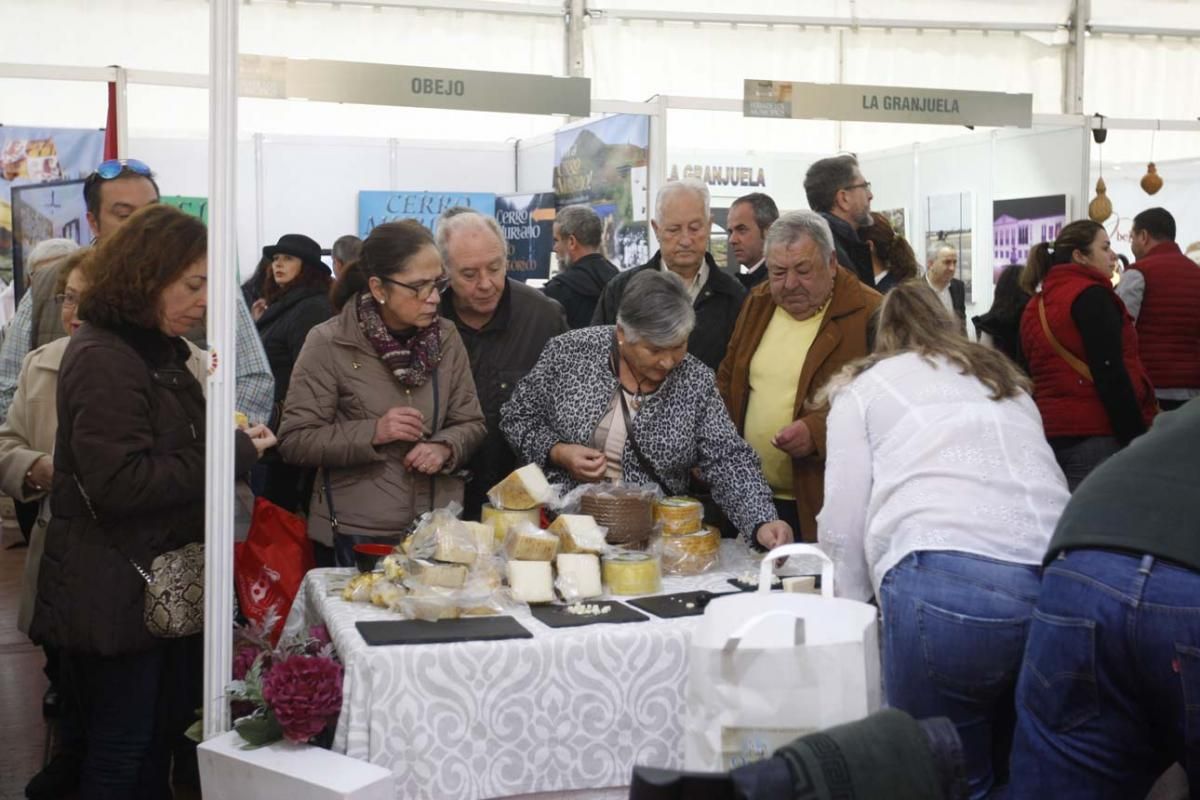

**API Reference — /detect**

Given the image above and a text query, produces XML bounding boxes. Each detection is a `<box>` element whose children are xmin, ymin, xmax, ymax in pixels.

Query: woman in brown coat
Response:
<box><xmin>277</xmin><ymin>220</ymin><xmax>486</xmax><ymax>566</ymax></box>
<box><xmin>30</xmin><ymin>205</ymin><xmax>272</xmax><ymax>797</ymax></box>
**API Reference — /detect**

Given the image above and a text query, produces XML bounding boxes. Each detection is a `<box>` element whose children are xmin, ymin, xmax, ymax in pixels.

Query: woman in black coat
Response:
<box><xmin>255</xmin><ymin>233</ymin><xmax>334</xmax><ymax>511</ymax></box>
<box><xmin>30</xmin><ymin>204</ymin><xmax>271</xmax><ymax>797</ymax></box>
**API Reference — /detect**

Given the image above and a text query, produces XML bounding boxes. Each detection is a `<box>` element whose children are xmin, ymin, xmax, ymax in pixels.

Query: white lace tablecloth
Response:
<box><xmin>282</xmin><ymin>540</ymin><xmax>813</xmax><ymax>800</ymax></box>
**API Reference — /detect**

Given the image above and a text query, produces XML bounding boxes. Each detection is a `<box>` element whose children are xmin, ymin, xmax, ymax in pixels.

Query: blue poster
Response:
<box><xmin>357</xmin><ymin>191</ymin><xmax>496</xmax><ymax>238</ymax></box>
<box><xmin>495</xmin><ymin>193</ymin><xmax>556</xmax><ymax>282</ymax></box>
<box><xmin>553</xmin><ymin>114</ymin><xmax>650</xmax><ymax>270</ymax></box>
<box><xmin>0</xmin><ymin>126</ymin><xmax>104</xmax><ymax>284</ymax></box>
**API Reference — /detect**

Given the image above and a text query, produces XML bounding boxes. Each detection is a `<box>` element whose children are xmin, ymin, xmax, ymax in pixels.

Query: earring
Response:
<box><xmin>375</xmin><ymin>296</ymin><xmax>384</xmax><ymax>304</ymax></box>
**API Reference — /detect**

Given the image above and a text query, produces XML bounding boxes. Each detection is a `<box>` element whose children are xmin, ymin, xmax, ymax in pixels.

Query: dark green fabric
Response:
<box><xmin>774</xmin><ymin>709</ymin><xmax>945</xmax><ymax>800</ymax></box>
<box><xmin>1046</xmin><ymin>398</ymin><xmax>1200</xmax><ymax>569</ymax></box>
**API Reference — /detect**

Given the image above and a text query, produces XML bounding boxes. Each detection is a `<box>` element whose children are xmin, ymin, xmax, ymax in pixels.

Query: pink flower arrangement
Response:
<box><xmin>222</xmin><ymin>619</ymin><xmax>343</xmax><ymax>748</ymax></box>
<box><xmin>262</xmin><ymin>654</ymin><xmax>345</xmax><ymax>743</ymax></box>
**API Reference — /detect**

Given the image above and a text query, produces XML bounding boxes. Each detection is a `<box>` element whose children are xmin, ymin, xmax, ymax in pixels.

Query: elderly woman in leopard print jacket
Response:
<box><xmin>501</xmin><ymin>270</ymin><xmax>792</xmax><ymax>549</ymax></box>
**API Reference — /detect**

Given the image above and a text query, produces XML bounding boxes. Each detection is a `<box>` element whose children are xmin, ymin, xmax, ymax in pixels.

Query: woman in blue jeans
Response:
<box><xmin>816</xmin><ymin>282</ymin><xmax>1071</xmax><ymax>799</ymax></box>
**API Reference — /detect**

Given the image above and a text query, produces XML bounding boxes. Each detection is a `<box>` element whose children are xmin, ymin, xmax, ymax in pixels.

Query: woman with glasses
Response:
<box><xmin>278</xmin><ymin>220</ymin><xmax>486</xmax><ymax>566</ymax></box>
<box><xmin>253</xmin><ymin>233</ymin><xmax>334</xmax><ymax>512</ymax></box>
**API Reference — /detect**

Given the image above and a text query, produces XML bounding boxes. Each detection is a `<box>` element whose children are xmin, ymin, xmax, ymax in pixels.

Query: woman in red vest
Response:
<box><xmin>1019</xmin><ymin>220</ymin><xmax>1157</xmax><ymax>490</ymax></box>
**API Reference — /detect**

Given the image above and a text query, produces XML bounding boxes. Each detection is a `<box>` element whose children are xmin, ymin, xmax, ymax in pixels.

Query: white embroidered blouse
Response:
<box><xmin>817</xmin><ymin>352</ymin><xmax>1071</xmax><ymax>601</ymax></box>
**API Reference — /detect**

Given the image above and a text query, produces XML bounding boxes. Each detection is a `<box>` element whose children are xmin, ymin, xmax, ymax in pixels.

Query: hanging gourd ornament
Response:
<box><xmin>1141</xmin><ymin>162</ymin><xmax>1163</xmax><ymax>195</ymax></box>
<box><xmin>1089</xmin><ymin>177</ymin><xmax>1113</xmax><ymax>223</ymax></box>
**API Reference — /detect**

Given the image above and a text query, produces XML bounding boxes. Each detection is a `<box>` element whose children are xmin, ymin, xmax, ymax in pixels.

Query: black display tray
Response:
<box><xmin>530</xmin><ymin>600</ymin><xmax>648</xmax><ymax>628</ymax></box>
<box><xmin>356</xmin><ymin>615</ymin><xmax>532</xmax><ymax>646</ymax></box>
<box><xmin>627</xmin><ymin>590</ymin><xmax>737</xmax><ymax>619</ymax></box>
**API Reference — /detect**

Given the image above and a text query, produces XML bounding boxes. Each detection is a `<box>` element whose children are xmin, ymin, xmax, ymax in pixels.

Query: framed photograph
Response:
<box><xmin>10</xmin><ymin>179</ymin><xmax>89</xmax><ymax>301</ymax></box>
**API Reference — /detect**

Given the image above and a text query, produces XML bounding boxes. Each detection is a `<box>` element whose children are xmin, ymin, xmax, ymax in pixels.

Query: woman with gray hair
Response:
<box><xmin>501</xmin><ymin>270</ymin><xmax>792</xmax><ymax>548</ymax></box>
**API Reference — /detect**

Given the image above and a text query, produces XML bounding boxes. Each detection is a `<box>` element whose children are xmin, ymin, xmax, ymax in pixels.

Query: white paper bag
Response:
<box><xmin>683</xmin><ymin>543</ymin><xmax>881</xmax><ymax>771</ymax></box>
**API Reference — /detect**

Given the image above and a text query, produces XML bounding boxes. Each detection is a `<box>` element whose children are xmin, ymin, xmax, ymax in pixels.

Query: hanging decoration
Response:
<box><xmin>1089</xmin><ymin>115</ymin><xmax>1112</xmax><ymax>223</ymax></box>
<box><xmin>1141</xmin><ymin>126</ymin><xmax>1163</xmax><ymax>195</ymax></box>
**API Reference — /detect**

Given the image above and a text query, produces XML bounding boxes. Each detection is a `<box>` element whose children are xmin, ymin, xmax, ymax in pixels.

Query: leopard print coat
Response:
<box><xmin>500</xmin><ymin>326</ymin><xmax>776</xmax><ymax>542</ymax></box>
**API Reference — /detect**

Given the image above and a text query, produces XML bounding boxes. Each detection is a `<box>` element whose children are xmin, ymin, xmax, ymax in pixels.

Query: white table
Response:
<box><xmin>282</xmin><ymin>541</ymin><xmax>810</xmax><ymax>800</ymax></box>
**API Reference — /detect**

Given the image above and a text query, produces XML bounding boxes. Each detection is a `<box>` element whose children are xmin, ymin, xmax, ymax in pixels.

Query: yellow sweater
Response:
<box><xmin>744</xmin><ymin>304</ymin><xmax>827</xmax><ymax>498</ymax></box>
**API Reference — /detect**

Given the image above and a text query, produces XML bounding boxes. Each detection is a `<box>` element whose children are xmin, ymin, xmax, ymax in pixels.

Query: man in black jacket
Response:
<box><xmin>925</xmin><ymin>245</ymin><xmax>968</xmax><ymax>333</ymax></box>
<box><xmin>591</xmin><ymin>178</ymin><xmax>746</xmax><ymax>372</ymax></box>
<box><xmin>437</xmin><ymin>208</ymin><xmax>568</xmax><ymax>517</ymax></box>
<box><xmin>543</xmin><ymin>204</ymin><xmax>618</xmax><ymax>329</ymax></box>
<box><xmin>803</xmin><ymin>155</ymin><xmax>875</xmax><ymax>286</ymax></box>
<box><xmin>728</xmin><ymin>192</ymin><xmax>779</xmax><ymax>290</ymax></box>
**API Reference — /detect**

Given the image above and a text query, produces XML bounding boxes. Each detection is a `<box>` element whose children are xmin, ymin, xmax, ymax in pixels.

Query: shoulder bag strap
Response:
<box><xmin>72</xmin><ymin>473</ymin><xmax>155</xmax><ymax>586</ymax></box>
<box><xmin>1038</xmin><ymin>294</ymin><xmax>1094</xmax><ymax>383</ymax></box>
<box><xmin>609</xmin><ymin>332</ymin><xmax>670</xmax><ymax>493</ymax></box>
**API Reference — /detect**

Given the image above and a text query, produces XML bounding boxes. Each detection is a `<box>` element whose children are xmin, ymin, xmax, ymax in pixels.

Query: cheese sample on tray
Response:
<box><xmin>505</xmin><ymin>526</ymin><xmax>560</xmax><ymax>561</ymax></box>
<box><xmin>507</xmin><ymin>560</ymin><xmax>555</xmax><ymax>604</ymax></box>
<box><xmin>548</xmin><ymin>514</ymin><xmax>607</xmax><ymax>555</ymax></box>
<box><xmin>409</xmin><ymin>559</ymin><xmax>468</xmax><ymax>589</ymax></box>
<box><xmin>488</xmin><ymin>463</ymin><xmax>552</xmax><ymax>510</ymax></box>
<box><xmin>555</xmin><ymin>554</ymin><xmax>603</xmax><ymax>599</ymax></box>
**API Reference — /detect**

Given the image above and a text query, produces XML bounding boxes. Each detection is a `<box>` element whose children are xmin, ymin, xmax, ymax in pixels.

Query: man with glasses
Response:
<box><xmin>436</xmin><ymin>207</ymin><xmax>567</xmax><ymax>517</ymax></box>
<box><xmin>803</xmin><ymin>155</ymin><xmax>876</xmax><ymax>286</ymax></box>
<box><xmin>0</xmin><ymin>159</ymin><xmax>274</xmax><ymax>426</ymax></box>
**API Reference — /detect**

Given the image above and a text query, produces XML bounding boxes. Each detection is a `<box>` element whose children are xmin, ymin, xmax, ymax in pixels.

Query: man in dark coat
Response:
<box><xmin>728</xmin><ymin>192</ymin><xmax>779</xmax><ymax>290</ymax></box>
<box><xmin>543</xmin><ymin>204</ymin><xmax>618</xmax><ymax>329</ymax></box>
<box><xmin>591</xmin><ymin>179</ymin><xmax>746</xmax><ymax>372</ymax></box>
<box><xmin>803</xmin><ymin>155</ymin><xmax>875</xmax><ymax>286</ymax></box>
<box><xmin>925</xmin><ymin>244</ymin><xmax>968</xmax><ymax>334</ymax></box>
<box><xmin>437</xmin><ymin>208</ymin><xmax>568</xmax><ymax>518</ymax></box>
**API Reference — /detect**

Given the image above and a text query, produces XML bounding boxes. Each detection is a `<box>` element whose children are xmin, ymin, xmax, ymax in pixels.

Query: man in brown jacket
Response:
<box><xmin>718</xmin><ymin>210</ymin><xmax>881</xmax><ymax>542</ymax></box>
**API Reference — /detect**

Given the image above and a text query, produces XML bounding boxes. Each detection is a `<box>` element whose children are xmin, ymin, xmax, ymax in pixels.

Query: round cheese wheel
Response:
<box><xmin>601</xmin><ymin>552</ymin><xmax>662</xmax><ymax>595</ymax></box>
<box><xmin>654</xmin><ymin>496</ymin><xmax>704</xmax><ymax>535</ymax></box>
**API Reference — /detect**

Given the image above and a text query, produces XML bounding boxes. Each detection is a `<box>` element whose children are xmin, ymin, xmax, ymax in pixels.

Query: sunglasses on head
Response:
<box><xmin>91</xmin><ymin>158</ymin><xmax>153</xmax><ymax>181</ymax></box>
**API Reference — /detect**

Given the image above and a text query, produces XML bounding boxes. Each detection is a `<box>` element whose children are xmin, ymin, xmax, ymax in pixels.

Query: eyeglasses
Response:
<box><xmin>380</xmin><ymin>275</ymin><xmax>450</xmax><ymax>301</ymax></box>
<box><xmin>55</xmin><ymin>291</ymin><xmax>81</xmax><ymax>309</ymax></box>
<box><xmin>842</xmin><ymin>181</ymin><xmax>872</xmax><ymax>193</ymax></box>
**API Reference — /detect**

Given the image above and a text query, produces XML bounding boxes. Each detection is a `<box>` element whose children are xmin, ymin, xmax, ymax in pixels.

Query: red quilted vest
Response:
<box><xmin>1020</xmin><ymin>263</ymin><xmax>1157</xmax><ymax>438</ymax></box>
<box><xmin>1129</xmin><ymin>242</ymin><xmax>1200</xmax><ymax>390</ymax></box>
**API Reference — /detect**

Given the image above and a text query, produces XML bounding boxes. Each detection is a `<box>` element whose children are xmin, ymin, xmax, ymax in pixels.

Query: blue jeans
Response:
<box><xmin>879</xmin><ymin>551</ymin><xmax>1042</xmax><ymax>800</ymax></box>
<box><xmin>1008</xmin><ymin>549</ymin><xmax>1200</xmax><ymax>799</ymax></box>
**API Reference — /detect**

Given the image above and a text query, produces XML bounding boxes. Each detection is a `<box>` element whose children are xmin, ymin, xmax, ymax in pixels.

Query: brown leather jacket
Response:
<box><xmin>277</xmin><ymin>301</ymin><xmax>486</xmax><ymax>543</ymax></box>
<box><xmin>717</xmin><ymin>266</ymin><xmax>881</xmax><ymax>541</ymax></box>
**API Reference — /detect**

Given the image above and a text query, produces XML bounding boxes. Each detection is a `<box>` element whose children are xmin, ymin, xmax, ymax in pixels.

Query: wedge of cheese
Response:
<box><xmin>507</xmin><ymin>560</ymin><xmax>555</xmax><ymax>604</ymax></box>
<box><xmin>548</xmin><ymin>514</ymin><xmax>606</xmax><ymax>555</ymax></box>
<box><xmin>464</xmin><ymin>521</ymin><xmax>495</xmax><ymax>557</ymax></box>
<box><xmin>555</xmin><ymin>553</ymin><xmax>603</xmax><ymax>600</ymax></box>
<box><xmin>432</xmin><ymin>521</ymin><xmax>478</xmax><ymax>566</ymax></box>
<box><xmin>488</xmin><ymin>463</ymin><xmax>551</xmax><ymax>510</ymax></box>
<box><xmin>410</xmin><ymin>559</ymin><xmax>468</xmax><ymax>589</ymax></box>
<box><xmin>505</xmin><ymin>527</ymin><xmax>560</xmax><ymax>562</ymax></box>
<box><xmin>481</xmin><ymin>504</ymin><xmax>542</xmax><ymax>547</ymax></box>
<box><xmin>782</xmin><ymin>576</ymin><xmax>818</xmax><ymax>594</ymax></box>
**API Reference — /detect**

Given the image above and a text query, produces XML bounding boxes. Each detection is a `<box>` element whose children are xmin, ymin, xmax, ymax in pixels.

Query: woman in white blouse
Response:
<box><xmin>816</xmin><ymin>281</ymin><xmax>1069</xmax><ymax>800</ymax></box>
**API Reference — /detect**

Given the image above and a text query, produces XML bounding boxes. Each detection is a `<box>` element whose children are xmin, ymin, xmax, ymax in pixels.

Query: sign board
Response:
<box><xmin>241</xmin><ymin>56</ymin><xmax>591</xmax><ymax>117</ymax></box>
<box><xmin>743</xmin><ymin>80</ymin><xmax>1032</xmax><ymax>128</ymax></box>
<box><xmin>162</xmin><ymin>195</ymin><xmax>209</xmax><ymax>223</ymax></box>
<box><xmin>357</xmin><ymin>191</ymin><xmax>496</xmax><ymax>239</ymax></box>
<box><xmin>496</xmin><ymin>193</ymin><xmax>556</xmax><ymax>282</ymax></box>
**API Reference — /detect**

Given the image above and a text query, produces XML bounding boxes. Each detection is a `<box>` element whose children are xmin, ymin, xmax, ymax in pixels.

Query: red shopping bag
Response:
<box><xmin>235</xmin><ymin>497</ymin><xmax>315</xmax><ymax>645</ymax></box>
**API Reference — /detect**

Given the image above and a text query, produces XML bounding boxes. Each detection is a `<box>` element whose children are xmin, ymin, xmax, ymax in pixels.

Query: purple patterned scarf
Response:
<box><xmin>356</xmin><ymin>291</ymin><xmax>442</xmax><ymax>388</ymax></box>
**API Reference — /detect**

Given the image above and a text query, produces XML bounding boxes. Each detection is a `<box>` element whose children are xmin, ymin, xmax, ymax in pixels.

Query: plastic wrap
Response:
<box><xmin>661</xmin><ymin>524</ymin><xmax>721</xmax><ymax>576</ymax></box>
<box><xmin>601</xmin><ymin>551</ymin><xmax>662</xmax><ymax>595</ymax></box>
<box><xmin>503</xmin><ymin>521</ymin><xmax>560</xmax><ymax>561</ymax></box>
<box><xmin>654</xmin><ymin>496</ymin><xmax>704</xmax><ymax>536</ymax></box>
<box><xmin>554</xmin><ymin>553</ymin><xmax>603</xmax><ymax>601</ymax></box>
<box><xmin>403</xmin><ymin>502</ymin><xmax>476</xmax><ymax>564</ymax></box>
<box><xmin>341</xmin><ymin>572</ymin><xmax>382</xmax><ymax>603</ymax></box>
<box><xmin>369</xmin><ymin>579</ymin><xmax>407</xmax><ymax>608</ymax></box>
<box><xmin>570</xmin><ymin>483</ymin><xmax>662</xmax><ymax>549</ymax></box>
<box><xmin>481</xmin><ymin>504</ymin><xmax>543</xmax><ymax>548</ymax></box>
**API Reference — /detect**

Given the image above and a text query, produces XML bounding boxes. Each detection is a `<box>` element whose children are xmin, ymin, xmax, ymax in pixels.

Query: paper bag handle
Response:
<box><xmin>723</xmin><ymin>610</ymin><xmax>806</xmax><ymax>652</ymax></box>
<box><xmin>760</xmin><ymin>543</ymin><xmax>834</xmax><ymax>598</ymax></box>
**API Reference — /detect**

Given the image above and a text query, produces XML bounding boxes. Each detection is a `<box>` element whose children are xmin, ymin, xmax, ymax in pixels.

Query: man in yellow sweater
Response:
<box><xmin>718</xmin><ymin>211</ymin><xmax>881</xmax><ymax>541</ymax></box>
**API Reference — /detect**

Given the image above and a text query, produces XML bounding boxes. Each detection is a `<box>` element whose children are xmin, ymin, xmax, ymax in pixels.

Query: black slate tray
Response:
<box><xmin>627</xmin><ymin>590</ymin><xmax>737</xmax><ymax>619</ymax></box>
<box><xmin>356</xmin><ymin>616</ymin><xmax>532</xmax><ymax>646</ymax></box>
<box><xmin>727</xmin><ymin>575</ymin><xmax>820</xmax><ymax>593</ymax></box>
<box><xmin>530</xmin><ymin>600</ymin><xmax>648</xmax><ymax>628</ymax></box>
